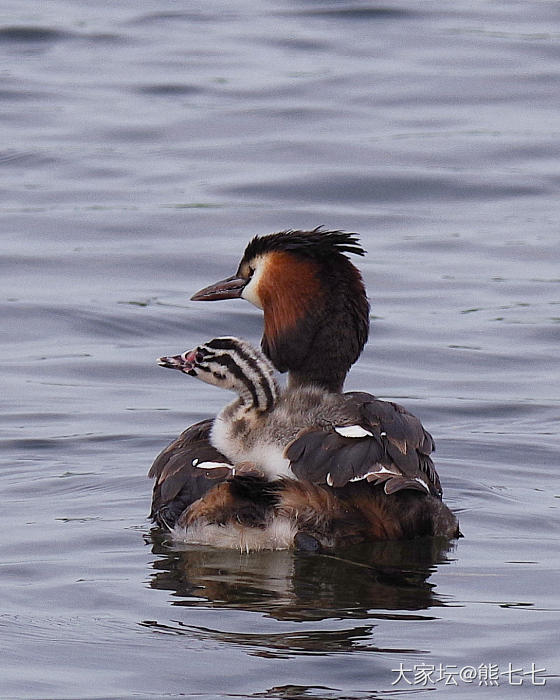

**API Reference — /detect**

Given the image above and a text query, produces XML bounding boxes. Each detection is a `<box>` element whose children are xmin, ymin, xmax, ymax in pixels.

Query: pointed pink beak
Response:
<box><xmin>157</xmin><ymin>350</ymin><xmax>197</xmax><ymax>374</ymax></box>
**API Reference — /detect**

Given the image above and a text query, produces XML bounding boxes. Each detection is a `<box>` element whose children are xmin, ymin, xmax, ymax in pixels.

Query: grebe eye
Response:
<box><xmin>248</xmin><ymin>266</ymin><xmax>254</xmax><ymax>278</ymax></box>
<box><xmin>195</xmin><ymin>351</ymin><xmax>204</xmax><ymax>363</ymax></box>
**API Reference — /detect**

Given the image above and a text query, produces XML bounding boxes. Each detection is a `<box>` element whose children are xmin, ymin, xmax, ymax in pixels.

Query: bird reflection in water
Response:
<box><xmin>146</xmin><ymin>534</ymin><xmax>456</xmax><ymax>625</ymax></box>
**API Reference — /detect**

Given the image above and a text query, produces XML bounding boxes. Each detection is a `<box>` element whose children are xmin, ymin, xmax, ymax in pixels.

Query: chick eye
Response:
<box><xmin>195</xmin><ymin>351</ymin><xmax>204</xmax><ymax>363</ymax></box>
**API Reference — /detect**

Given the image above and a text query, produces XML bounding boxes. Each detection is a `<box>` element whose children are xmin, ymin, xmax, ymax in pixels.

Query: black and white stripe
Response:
<box><xmin>199</xmin><ymin>337</ymin><xmax>278</xmax><ymax>413</ymax></box>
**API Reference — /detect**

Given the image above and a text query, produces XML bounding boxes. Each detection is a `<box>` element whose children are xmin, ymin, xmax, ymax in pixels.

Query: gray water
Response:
<box><xmin>1</xmin><ymin>1</ymin><xmax>559</xmax><ymax>698</ymax></box>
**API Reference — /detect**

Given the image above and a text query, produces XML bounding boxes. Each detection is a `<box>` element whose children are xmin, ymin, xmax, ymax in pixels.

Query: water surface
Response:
<box><xmin>1</xmin><ymin>1</ymin><xmax>559</xmax><ymax>698</ymax></box>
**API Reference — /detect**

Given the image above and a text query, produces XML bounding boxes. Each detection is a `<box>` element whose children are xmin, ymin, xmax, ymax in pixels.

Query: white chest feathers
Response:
<box><xmin>210</xmin><ymin>413</ymin><xmax>292</xmax><ymax>479</ymax></box>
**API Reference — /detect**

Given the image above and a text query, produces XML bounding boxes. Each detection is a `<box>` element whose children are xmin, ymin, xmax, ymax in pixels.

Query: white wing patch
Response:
<box><xmin>334</xmin><ymin>425</ymin><xmax>374</xmax><ymax>439</ymax></box>
<box><xmin>415</xmin><ymin>476</ymin><xmax>430</xmax><ymax>493</ymax></box>
<box><xmin>349</xmin><ymin>464</ymin><xmax>401</xmax><ymax>482</ymax></box>
<box><xmin>194</xmin><ymin>461</ymin><xmax>233</xmax><ymax>471</ymax></box>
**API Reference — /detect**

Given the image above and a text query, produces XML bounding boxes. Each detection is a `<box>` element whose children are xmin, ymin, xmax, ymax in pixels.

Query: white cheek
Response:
<box><xmin>241</xmin><ymin>279</ymin><xmax>262</xmax><ymax>308</ymax></box>
<box><xmin>240</xmin><ymin>257</ymin><xmax>266</xmax><ymax>309</ymax></box>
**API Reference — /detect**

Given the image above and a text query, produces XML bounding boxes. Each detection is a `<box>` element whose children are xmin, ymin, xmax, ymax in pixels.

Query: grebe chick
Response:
<box><xmin>158</xmin><ymin>336</ymin><xmax>441</xmax><ymax>498</ymax></box>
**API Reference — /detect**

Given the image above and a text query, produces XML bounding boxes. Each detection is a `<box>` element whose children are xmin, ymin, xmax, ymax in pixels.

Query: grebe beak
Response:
<box><xmin>191</xmin><ymin>274</ymin><xmax>247</xmax><ymax>301</ymax></box>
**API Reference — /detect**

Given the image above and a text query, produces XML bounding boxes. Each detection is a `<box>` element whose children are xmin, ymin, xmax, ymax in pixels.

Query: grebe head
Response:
<box><xmin>191</xmin><ymin>228</ymin><xmax>370</xmax><ymax>392</ymax></box>
<box><xmin>158</xmin><ymin>336</ymin><xmax>279</xmax><ymax>411</ymax></box>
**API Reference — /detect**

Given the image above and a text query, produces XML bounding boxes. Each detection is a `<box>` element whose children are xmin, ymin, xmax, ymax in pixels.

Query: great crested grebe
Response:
<box><xmin>149</xmin><ymin>228</ymin><xmax>460</xmax><ymax>547</ymax></box>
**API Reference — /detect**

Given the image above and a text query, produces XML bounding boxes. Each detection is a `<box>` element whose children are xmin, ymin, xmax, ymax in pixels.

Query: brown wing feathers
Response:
<box><xmin>148</xmin><ymin>418</ymin><xmax>232</xmax><ymax>528</ymax></box>
<box><xmin>286</xmin><ymin>394</ymin><xmax>442</xmax><ymax>498</ymax></box>
<box><xmin>287</xmin><ymin>428</ymin><xmax>386</xmax><ymax>488</ymax></box>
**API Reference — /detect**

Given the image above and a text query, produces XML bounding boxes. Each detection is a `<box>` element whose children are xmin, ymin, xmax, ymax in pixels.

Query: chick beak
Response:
<box><xmin>190</xmin><ymin>274</ymin><xmax>247</xmax><ymax>301</ymax></box>
<box><xmin>157</xmin><ymin>350</ymin><xmax>196</xmax><ymax>374</ymax></box>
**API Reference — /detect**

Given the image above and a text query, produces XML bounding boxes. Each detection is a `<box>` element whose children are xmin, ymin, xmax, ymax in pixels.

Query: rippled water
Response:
<box><xmin>1</xmin><ymin>1</ymin><xmax>559</xmax><ymax>698</ymax></box>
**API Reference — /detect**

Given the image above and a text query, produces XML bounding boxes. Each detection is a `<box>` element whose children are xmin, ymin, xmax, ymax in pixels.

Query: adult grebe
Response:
<box><xmin>149</xmin><ymin>229</ymin><xmax>459</xmax><ymax>547</ymax></box>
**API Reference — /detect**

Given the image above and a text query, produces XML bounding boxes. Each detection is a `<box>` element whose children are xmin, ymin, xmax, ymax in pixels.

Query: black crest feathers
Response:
<box><xmin>240</xmin><ymin>227</ymin><xmax>366</xmax><ymax>264</ymax></box>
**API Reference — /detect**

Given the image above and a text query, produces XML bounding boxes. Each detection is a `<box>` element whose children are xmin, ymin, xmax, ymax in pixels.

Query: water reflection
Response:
<box><xmin>139</xmin><ymin>618</ymin><xmax>393</xmax><ymax>658</ymax></box>
<box><xmin>147</xmin><ymin>534</ymin><xmax>456</xmax><ymax>623</ymax></box>
<box><xmin>252</xmin><ymin>687</ymin><xmax>391</xmax><ymax>700</ymax></box>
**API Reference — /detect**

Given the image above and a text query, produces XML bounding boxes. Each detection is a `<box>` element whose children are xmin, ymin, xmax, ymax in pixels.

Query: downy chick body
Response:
<box><xmin>159</xmin><ymin>336</ymin><xmax>351</xmax><ymax>479</ymax></box>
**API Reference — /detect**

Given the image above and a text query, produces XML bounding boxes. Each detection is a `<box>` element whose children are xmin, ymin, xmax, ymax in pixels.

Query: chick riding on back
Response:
<box><xmin>150</xmin><ymin>228</ymin><xmax>460</xmax><ymax>547</ymax></box>
<box><xmin>159</xmin><ymin>336</ymin><xmax>442</xmax><ymax>499</ymax></box>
